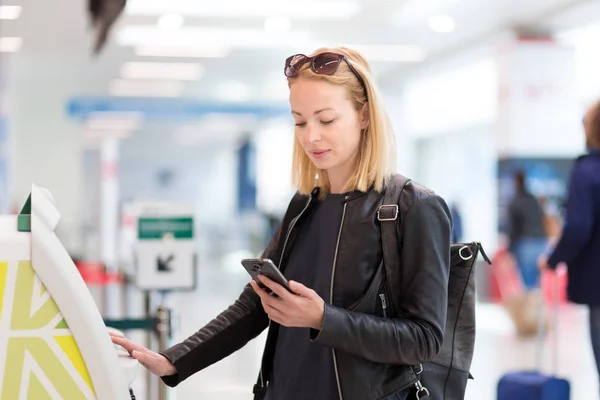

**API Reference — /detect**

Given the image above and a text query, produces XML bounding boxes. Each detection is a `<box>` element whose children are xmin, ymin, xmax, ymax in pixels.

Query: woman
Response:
<box><xmin>112</xmin><ymin>47</ymin><xmax>452</xmax><ymax>400</ymax></box>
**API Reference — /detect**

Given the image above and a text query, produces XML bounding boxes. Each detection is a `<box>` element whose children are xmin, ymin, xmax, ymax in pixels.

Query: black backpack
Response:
<box><xmin>378</xmin><ymin>175</ymin><xmax>491</xmax><ymax>400</ymax></box>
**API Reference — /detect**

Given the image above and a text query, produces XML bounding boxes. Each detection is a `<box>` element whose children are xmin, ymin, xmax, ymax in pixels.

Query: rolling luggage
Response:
<box><xmin>497</xmin><ymin>276</ymin><xmax>570</xmax><ymax>400</ymax></box>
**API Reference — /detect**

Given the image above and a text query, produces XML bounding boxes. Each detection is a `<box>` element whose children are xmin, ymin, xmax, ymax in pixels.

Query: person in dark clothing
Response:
<box><xmin>111</xmin><ymin>48</ymin><xmax>452</xmax><ymax>400</ymax></box>
<box><xmin>508</xmin><ymin>170</ymin><xmax>548</xmax><ymax>289</ymax></box>
<box><xmin>539</xmin><ymin>99</ymin><xmax>600</xmax><ymax>387</ymax></box>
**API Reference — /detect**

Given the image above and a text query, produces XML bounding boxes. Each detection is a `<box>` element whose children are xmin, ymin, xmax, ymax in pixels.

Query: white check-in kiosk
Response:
<box><xmin>0</xmin><ymin>185</ymin><xmax>137</xmax><ymax>399</ymax></box>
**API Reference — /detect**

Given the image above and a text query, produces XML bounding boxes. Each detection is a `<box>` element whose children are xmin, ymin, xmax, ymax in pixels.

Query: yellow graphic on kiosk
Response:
<box><xmin>0</xmin><ymin>261</ymin><xmax>97</xmax><ymax>399</ymax></box>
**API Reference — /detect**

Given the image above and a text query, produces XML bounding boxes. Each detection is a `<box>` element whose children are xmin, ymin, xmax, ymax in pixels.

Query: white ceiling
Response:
<box><xmin>4</xmin><ymin>0</ymin><xmax>599</xmax><ymax>101</ymax></box>
<box><xmin>2</xmin><ymin>0</ymin><xmax>600</xmax><ymax>158</ymax></box>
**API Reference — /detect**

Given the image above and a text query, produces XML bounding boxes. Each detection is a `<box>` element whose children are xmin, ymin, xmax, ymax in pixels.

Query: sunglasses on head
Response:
<box><xmin>284</xmin><ymin>52</ymin><xmax>367</xmax><ymax>99</ymax></box>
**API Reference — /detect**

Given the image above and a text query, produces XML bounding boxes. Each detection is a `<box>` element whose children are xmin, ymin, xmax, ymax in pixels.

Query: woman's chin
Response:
<box><xmin>311</xmin><ymin>159</ymin><xmax>333</xmax><ymax>170</ymax></box>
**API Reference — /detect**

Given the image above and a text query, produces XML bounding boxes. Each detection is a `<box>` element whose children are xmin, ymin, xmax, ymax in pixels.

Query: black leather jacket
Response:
<box><xmin>160</xmin><ymin>179</ymin><xmax>452</xmax><ymax>400</ymax></box>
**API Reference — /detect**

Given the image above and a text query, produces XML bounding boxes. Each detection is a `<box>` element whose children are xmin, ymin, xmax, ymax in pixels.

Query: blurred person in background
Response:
<box><xmin>538</xmin><ymin>196</ymin><xmax>563</xmax><ymax>242</ymax></box>
<box><xmin>450</xmin><ymin>202</ymin><xmax>464</xmax><ymax>243</ymax></box>
<box><xmin>539</xmin><ymin>99</ymin><xmax>600</xmax><ymax>386</ymax></box>
<box><xmin>111</xmin><ymin>47</ymin><xmax>452</xmax><ymax>400</ymax></box>
<box><xmin>508</xmin><ymin>170</ymin><xmax>548</xmax><ymax>289</ymax></box>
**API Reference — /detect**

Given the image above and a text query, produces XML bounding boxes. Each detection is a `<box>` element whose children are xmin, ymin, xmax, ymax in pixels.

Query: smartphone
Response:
<box><xmin>241</xmin><ymin>258</ymin><xmax>291</xmax><ymax>292</ymax></box>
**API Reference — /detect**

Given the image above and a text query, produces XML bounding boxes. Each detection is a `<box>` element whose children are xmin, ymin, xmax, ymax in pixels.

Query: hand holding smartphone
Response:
<box><xmin>242</xmin><ymin>258</ymin><xmax>325</xmax><ymax>329</ymax></box>
<box><xmin>241</xmin><ymin>258</ymin><xmax>291</xmax><ymax>292</ymax></box>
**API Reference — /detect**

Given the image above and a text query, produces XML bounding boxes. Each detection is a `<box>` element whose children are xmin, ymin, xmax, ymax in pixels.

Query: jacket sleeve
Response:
<box><xmin>548</xmin><ymin>162</ymin><xmax>595</xmax><ymax>267</ymax></box>
<box><xmin>310</xmin><ymin>194</ymin><xmax>451</xmax><ymax>366</ymax></box>
<box><xmin>159</xmin><ymin>224</ymin><xmax>282</xmax><ymax>386</ymax></box>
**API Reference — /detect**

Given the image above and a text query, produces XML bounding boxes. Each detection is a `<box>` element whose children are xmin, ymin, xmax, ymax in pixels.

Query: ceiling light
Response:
<box><xmin>126</xmin><ymin>0</ymin><xmax>361</xmax><ymax>19</ymax></box>
<box><xmin>158</xmin><ymin>13</ymin><xmax>184</xmax><ymax>31</ymax></box>
<box><xmin>117</xmin><ymin>26</ymin><xmax>312</xmax><ymax>49</ymax></box>
<box><xmin>429</xmin><ymin>15</ymin><xmax>455</xmax><ymax>33</ymax></box>
<box><xmin>264</xmin><ymin>17</ymin><xmax>291</xmax><ymax>33</ymax></box>
<box><xmin>0</xmin><ymin>5</ymin><xmax>21</xmax><ymax>19</ymax></box>
<box><xmin>135</xmin><ymin>45</ymin><xmax>230</xmax><ymax>58</ymax></box>
<box><xmin>0</xmin><ymin>37</ymin><xmax>22</xmax><ymax>52</ymax></box>
<box><xmin>109</xmin><ymin>80</ymin><xmax>184</xmax><ymax>97</ymax></box>
<box><xmin>348</xmin><ymin>44</ymin><xmax>427</xmax><ymax>62</ymax></box>
<box><xmin>392</xmin><ymin>0</ymin><xmax>459</xmax><ymax>26</ymax></box>
<box><xmin>120</xmin><ymin>62</ymin><xmax>203</xmax><ymax>80</ymax></box>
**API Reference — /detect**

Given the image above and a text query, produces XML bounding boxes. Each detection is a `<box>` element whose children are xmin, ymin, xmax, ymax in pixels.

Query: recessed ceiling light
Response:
<box><xmin>126</xmin><ymin>0</ymin><xmax>361</xmax><ymax>19</ymax></box>
<box><xmin>264</xmin><ymin>17</ymin><xmax>291</xmax><ymax>33</ymax></box>
<box><xmin>117</xmin><ymin>26</ymin><xmax>313</xmax><ymax>49</ymax></box>
<box><xmin>429</xmin><ymin>14</ymin><xmax>455</xmax><ymax>33</ymax></box>
<box><xmin>135</xmin><ymin>45</ymin><xmax>230</xmax><ymax>58</ymax></box>
<box><xmin>0</xmin><ymin>37</ymin><xmax>22</xmax><ymax>52</ymax></box>
<box><xmin>392</xmin><ymin>0</ymin><xmax>459</xmax><ymax>26</ymax></box>
<box><xmin>120</xmin><ymin>62</ymin><xmax>204</xmax><ymax>80</ymax></box>
<box><xmin>109</xmin><ymin>80</ymin><xmax>185</xmax><ymax>97</ymax></box>
<box><xmin>0</xmin><ymin>6</ymin><xmax>22</xmax><ymax>20</ymax></box>
<box><xmin>158</xmin><ymin>13</ymin><xmax>184</xmax><ymax>31</ymax></box>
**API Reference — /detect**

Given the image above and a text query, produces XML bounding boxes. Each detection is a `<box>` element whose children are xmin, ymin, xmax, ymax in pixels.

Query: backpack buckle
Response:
<box><xmin>415</xmin><ymin>380</ymin><xmax>430</xmax><ymax>399</ymax></box>
<box><xmin>414</xmin><ymin>364</ymin><xmax>423</xmax><ymax>375</ymax></box>
<box><xmin>416</xmin><ymin>387</ymin><xmax>430</xmax><ymax>399</ymax></box>
<box><xmin>377</xmin><ymin>205</ymin><xmax>398</xmax><ymax>221</ymax></box>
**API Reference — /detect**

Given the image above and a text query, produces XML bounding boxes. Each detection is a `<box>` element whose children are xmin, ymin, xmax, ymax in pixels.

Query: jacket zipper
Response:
<box><xmin>330</xmin><ymin>202</ymin><xmax>347</xmax><ymax>400</ymax></box>
<box><xmin>278</xmin><ymin>197</ymin><xmax>313</xmax><ymax>268</ymax></box>
<box><xmin>379</xmin><ymin>293</ymin><xmax>388</xmax><ymax>318</ymax></box>
<box><xmin>259</xmin><ymin>196</ymin><xmax>313</xmax><ymax>389</ymax></box>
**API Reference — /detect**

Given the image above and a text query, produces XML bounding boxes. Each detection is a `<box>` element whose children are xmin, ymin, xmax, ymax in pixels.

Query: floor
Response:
<box><xmin>122</xmin><ymin>251</ymin><xmax>598</xmax><ymax>400</ymax></box>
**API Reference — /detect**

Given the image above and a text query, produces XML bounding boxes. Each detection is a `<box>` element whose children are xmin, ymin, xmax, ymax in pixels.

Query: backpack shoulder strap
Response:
<box><xmin>379</xmin><ymin>175</ymin><xmax>432</xmax><ymax>397</ymax></box>
<box><xmin>378</xmin><ymin>174</ymin><xmax>412</xmax><ymax>296</ymax></box>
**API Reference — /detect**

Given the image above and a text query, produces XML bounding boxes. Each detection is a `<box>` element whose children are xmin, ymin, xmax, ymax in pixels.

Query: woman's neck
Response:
<box><xmin>327</xmin><ymin>156</ymin><xmax>358</xmax><ymax>194</ymax></box>
<box><xmin>327</xmin><ymin>169</ymin><xmax>353</xmax><ymax>194</ymax></box>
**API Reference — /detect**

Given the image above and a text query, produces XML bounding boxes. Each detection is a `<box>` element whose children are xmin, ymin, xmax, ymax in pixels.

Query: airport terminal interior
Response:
<box><xmin>1</xmin><ymin>0</ymin><xmax>600</xmax><ymax>399</ymax></box>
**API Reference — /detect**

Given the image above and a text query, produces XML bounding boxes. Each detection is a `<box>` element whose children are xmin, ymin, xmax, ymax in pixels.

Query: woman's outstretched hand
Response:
<box><xmin>110</xmin><ymin>331</ymin><xmax>177</xmax><ymax>377</ymax></box>
<box><xmin>250</xmin><ymin>275</ymin><xmax>325</xmax><ymax>330</ymax></box>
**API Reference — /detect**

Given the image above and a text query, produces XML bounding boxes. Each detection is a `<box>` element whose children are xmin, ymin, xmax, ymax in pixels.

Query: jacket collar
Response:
<box><xmin>343</xmin><ymin>190</ymin><xmax>369</xmax><ymax>202</ymax></box>
<box><xmin>311</xmin><ymin>187</ymin><xmax>370</xmax><ymax>202</ymax></box>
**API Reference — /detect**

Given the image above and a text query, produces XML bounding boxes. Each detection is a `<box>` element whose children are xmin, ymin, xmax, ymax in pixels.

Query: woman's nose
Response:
<box><xmin>305</xmin><ymin>124</ymin><xmax>321</xmax><ymax>143</ymax></box>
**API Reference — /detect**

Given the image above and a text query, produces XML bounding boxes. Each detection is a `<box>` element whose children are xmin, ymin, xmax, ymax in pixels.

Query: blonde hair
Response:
<box><xmin>288</xmin><ymin>47</ymin><xmax>397</xmax><ymax>196</ymax></box>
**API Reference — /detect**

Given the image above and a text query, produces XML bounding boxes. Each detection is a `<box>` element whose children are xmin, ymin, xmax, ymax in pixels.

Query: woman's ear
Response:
<box><xmin>360</xmin><ymin>103</ymin><xmax>370</xmax><ymax>130</ymax></box>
